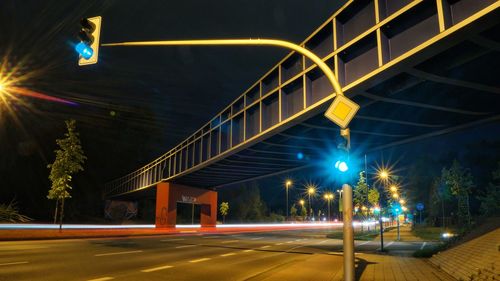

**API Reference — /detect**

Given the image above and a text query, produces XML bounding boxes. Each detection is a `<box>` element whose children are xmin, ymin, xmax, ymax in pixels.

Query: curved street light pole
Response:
<box><xmin>103</xmin><ymin>38</ymin><xmax>345</xmax><ymax>98</ymax></box>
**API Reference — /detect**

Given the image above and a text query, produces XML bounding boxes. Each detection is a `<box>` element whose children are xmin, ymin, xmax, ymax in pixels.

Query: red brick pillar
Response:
<box><xmin>155</xmin><ymin>182</ymin><xmax>176</xmax><ymax>228</ymax></box>
<box><xmin>155</xmin><ymin>182</ymin><xmax>217</xmax><ymax>228</ymax></box>
<box><xmin>200</xmin><ymin>191</ymin><xmax>217</xmax><ymax>227</ymax></box>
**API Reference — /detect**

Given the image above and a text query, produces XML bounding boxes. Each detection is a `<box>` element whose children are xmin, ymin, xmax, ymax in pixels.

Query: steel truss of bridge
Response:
<box><xmin>105</xmin><ymin>0</ymin><xmax>500</xmax><ymax>198</ymax></box>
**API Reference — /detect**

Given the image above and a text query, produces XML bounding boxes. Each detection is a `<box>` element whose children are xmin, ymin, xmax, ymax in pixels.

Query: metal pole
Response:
<box><xmin>191</xmin><ymin>202</ymin><xmax>194</xmax><ymax>225</ymax></box>
<box><xmin>379</xmin><ymin>213</ymin><xmax>384</xmax><ymax>251</ymax></box>
<box><xmin>397</xmin><ymin>216</ymin><xmax>400</xmax><ymax>241</ymax></box>
<box><xmin>286</xmin><ymin>187</ymin><xmax>289</xmax><ymax>221</ymax></box>
<box><xmin>342</xmin><ymin>184</ymin><xmax>355</xmax><ymax>281</ymax></box>
<box><xmin>327</xmin><ymin>199</ymin><xmax>331</xmax><ymax>221</ymax></box>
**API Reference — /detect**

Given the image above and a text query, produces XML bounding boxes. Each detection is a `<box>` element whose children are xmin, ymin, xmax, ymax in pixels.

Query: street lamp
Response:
<box><xmin>399</xmin><ymin>199</ymin><xmax>406</xmax><ymax>205</ymax></box>
<box><xmin>307</xmin><ymin>185</ymin><xmax>316</xmax><ymax>219</ymax></box>
<box><xmin>392</xmin><ymin>193</ymin><xmax>399</xmax><ymax>199</ymax></box>
<box><xmin>390</xmin><ymin>185</ymin><xmax>398</xmax><ymax>193</ymax></box>
<box><xmin>285</xmin><ymin>180</ymin><xmax>292</xmax><ymax>220</ymax></box>
<box><xmin>323</xmin><ymin>193</ymin><xmax>334</xmax><ymax>221</ymax></box>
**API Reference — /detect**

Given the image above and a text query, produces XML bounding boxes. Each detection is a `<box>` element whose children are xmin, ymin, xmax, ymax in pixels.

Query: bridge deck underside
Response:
<box><xmin>105</xmin><ymin>1</ymin><xmax>500</xmax><ymax>198</ymax></box>
<box><xmin>177</xmin><ymin>37</ymin><xmax>500</xmax><ymax>187</ymax></box>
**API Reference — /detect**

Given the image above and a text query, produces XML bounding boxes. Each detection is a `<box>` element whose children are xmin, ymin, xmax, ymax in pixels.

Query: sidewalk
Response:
<box><xmin>256</xmin><ymin>252</ymin><xmax>454</xmax><ymax>281</ymax></box>
<box><xmin>375</xmin><ymin>224</ymin><xmax>424</xmax><ymax>242</ymax></box>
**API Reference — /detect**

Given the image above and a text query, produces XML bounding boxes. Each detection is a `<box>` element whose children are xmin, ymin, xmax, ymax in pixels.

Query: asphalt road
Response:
<box><xmin>0</xmin><ymin>229</ymin><xmax>438</xmax><ymax>281</ymax></box>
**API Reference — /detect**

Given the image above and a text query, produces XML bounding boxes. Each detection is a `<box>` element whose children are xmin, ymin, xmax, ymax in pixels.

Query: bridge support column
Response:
<box><xmin>155</xmin><ymin>182</ymin><xmax>217</xmax><ymax>228</ymax></box>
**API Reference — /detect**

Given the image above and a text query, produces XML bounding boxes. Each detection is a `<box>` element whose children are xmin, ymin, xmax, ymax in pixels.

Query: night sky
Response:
<box><xmin>1</xmin><ymin>0</ymin><xmax>498</xmax><ymax>220</ymax></box>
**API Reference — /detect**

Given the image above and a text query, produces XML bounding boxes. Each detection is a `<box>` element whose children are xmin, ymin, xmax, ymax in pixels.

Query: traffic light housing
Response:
<box><xmin>76</xmin><ymin>16</ymin><xmax>102</xmax><ymax>66</ymax></box>
<box><xmin>334</xmin><ymin>128</ymin><xmax>350</xmax><ymax>173</ymax></box>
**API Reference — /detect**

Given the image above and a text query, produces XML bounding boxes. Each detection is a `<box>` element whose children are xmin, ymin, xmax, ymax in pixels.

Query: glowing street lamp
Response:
<box><xmin>390</xmin><ymin>185</ymin><xmax>398</xmax><ymax>193</ymax></box>
<box><xmin>392</xmin><ymin>193</ymin><xmax>399</xmax><ymax>199</ymax></box>
<box><xmin>378</xmin><ymin>170</ymin><xmax>389</xmax><ymax>180</ymax></box>
<box><xmin>299</xmin><ymin>199</ymin><xmax>305</xmax><ymax>206</ymax></box>
<box><xmin>306</xmin><ymin>185</ymin><xmax>316</xmax><ymax>219</ymax></box>
<box><xmin>399</xmin><ymin>199</ymin><xmax>406</xmax><ymax>205</ymax></box>
<box><xmin>323</xmin><ymin>193</ymin><xmax>334</xmax><ymax>221</ymax></box>
<box><xmin>285</xmin><ymin>180</ymin><xmax>292</xmax><ymax>220</ymax></box>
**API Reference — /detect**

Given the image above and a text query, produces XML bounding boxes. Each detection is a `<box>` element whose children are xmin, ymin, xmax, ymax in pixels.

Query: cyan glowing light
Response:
<box><xmin>296</xmin><ymin>152</ymin><xmax>304</xmax><ymax>160</ymax></box>
<box><xmin>335</xmin><ymin>160</ymin><xmax>348</xmax><ymax>172</ymax></box>
<box><xmin>75</xmin><ymin>42</ymin><xmax>94</xmax><ymax>59</ymax></box>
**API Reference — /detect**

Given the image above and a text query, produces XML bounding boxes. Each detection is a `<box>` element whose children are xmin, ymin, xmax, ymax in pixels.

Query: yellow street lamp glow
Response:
<box><xmin>392</xmin><ymin>193</ymin><xmax>399</xmax><ymax>199</ymax></box>
<box><xmin>307</xmin><ymin>186</ymin><xmax>316</xmax><ymax>195</ymax></box>
<box><xmin>390</xmin><ymin>185</ymin><xmax>398</xmax><ymax>192</ymax></box>
<box><xmin>299</xmin><ymin>199</ymin><xmax>305</xmax><ymax>206</ymax></box>
<box><xmin>399</xmin><ymin>199</ymin><xmax>406</xmax><ymax>204</ymax></box>
<box><xmin>328</xmin><ymin>194</ymin><xmax>334</xmax><ymax>199</ymax></box>
<box><xmin>285</xmin><ymin>180</ymin><xmax>292</xmax><ymax>187</ymax></box>
<box><xmin>0</xmin><ymin>82</ymin><xmax>4</xmax><ymax>91</ymax></box>
<box><xmin>379</xmin><ymin>170</ymin><xmax>389</xmax><ymax>180</ymax></box>
<box><xmin>361</xmin><ymin>206</ymin><xmax>367</xmax><ymax>211</ymax></box>
<box><xmin>402</xmin><ymin>206</ymin><xmax>408</xmax><ymax>212</ymax></box>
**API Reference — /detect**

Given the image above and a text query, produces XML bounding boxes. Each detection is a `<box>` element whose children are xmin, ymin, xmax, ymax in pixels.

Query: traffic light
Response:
<box><xmin>334</xmin><ymin>128</ymin><xmax>350</xmax><ymax>173</ymax></box>
<box><xmin>75</xmin><ymin>16</ymin><xmax>102</xmax><ymax>66</ymax></box>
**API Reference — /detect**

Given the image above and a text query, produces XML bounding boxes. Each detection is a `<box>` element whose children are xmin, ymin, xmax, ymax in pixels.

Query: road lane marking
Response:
<box><xmin>286</xmin><ymin>241</ymin><xmax>294</xmax><ymax>243</ymax></box>
<box><xmin>141</xmin><ymin>265</ymin><xmax>173</xmax><ymax>273</ymax></box>
<box><xmin>0</xmin><ymin>261</ymin><xmax>29</xmax><ymax>266</ymax></box>
<box><xmin>275</xmin><ymin>243</ymin><xmax>284</xmax><ymax>245</ymax></box>
<box><xmin>203</xmin><ymin>236</ymin><xmax>221</xmax><ymax>239</ymax></box>
<box><xmin>250</xmin><ymin>237</ymin><xmax>263</xmax><ymax>240</ymax></box>
<box><xmin>221</xmin><ymin>240</ymin><xmax>238</xmax><ymax>244</ymax></box>
<box><xmin>358</xmin><ymin>241</ymin><xmax>370</xmax><ymax>246</ymax></box>
<box><xmin>95</xmin><ymin>250</ymin><xmax>143</xmax><ymax>257</ymax></box>
<box><xmin>220</xmin><ymin>253</ymin><xmax>236</xmax><ymax>257</ymax></box>
<box><xmin>318</xmin><ymin>240</ymin><xmax>329</xmax><ymax>244</ymax></box>
<box><xmin>180</xmin><ymin>230</ymin><xmax>197</xmax><ymax>233</ymax></box>
<box><xmin>161</xmin><ymin>238</ymin><xmax>185</xmax><ymax>242</ymax></box>
<box><xmin>243</xmin><ymin>249</ymin><xmax>254</xmax><ymax>252</ymax></box>
<box><xmin>87</xmin><ymin>277</ymin><xmax>114</xmax><ymax>281</ymax></box>
<box><xmin>175</xmin><ymin>245</ymin><xmax>196</xmax><ymax>249</ymax></box>
<box><xmin>420</xmin><ymin>242</ymin><xmax>427</xmax><ymax>250</ymax></box>
<box><xmin>189</xmin><ymin>258</ymin><xmax>211</xmax><ymax>263</ymax></box>
<box><xmin>260</xmin><ymin>245</ymin><xmax>271</xmax><ymax>249</ymax></box>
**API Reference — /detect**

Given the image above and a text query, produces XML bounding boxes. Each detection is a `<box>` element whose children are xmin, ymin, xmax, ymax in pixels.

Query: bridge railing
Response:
<box><xmin>104</xmin><ymin>0</ymin><xmax>499</xmax><ymax>198</ymax></box>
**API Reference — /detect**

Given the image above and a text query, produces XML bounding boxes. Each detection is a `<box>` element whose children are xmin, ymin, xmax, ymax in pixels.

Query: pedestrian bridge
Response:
<box><xmin>104</xmin><ymin>0</ymin><xmax>500</xmax><ymax>200</ymax></box>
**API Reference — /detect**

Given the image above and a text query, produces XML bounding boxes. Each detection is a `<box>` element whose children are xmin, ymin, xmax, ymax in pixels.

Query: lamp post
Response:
<box><xmin>307</xmin><ymin>185</ymin><xmax>316</xmax><ymax>220</ymax></box>
<box><xmin>323</xmin><ymin>193</ymin><xmax>334</xmax><ymax>221</ymax></box>
<box><xmin>377</xmin><ymin>169</ymin><xmax>393</xmax><ymax>252</ymax></box>
<box><xmin>285</xmin><ymin>180</ymin><xmax>292</xmax><ymax>221</ymax></box>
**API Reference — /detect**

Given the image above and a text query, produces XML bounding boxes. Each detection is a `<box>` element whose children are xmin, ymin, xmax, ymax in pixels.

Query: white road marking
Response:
<box><xmin>250</xmin><ymin>237</ymin><xmax>263</xmax><ymax>240</ymax></box>
<box><xmin>286</xmin><ymin>241</ymin><xmax>294</xmax><ymax>243</ymax></box>
<box><xmin>318</xmin><ymin>240</ymin><xmax>329</xmax><ymax>244</ymax></box>
<box><xmin>87</xmin><ymin>277</ymin><xmax>114</xmax><ymax>281</ymax></box>
<box><xmin>175</xmin><ymin>245</ymin><xmax>196</xmax><ymax>249</ymax></box>
<box><xmin>221</xmin><ymin>240</ymin><xmax>238</xmax><ymax>244</ymax></box>
<box><xmin>220</xmin><ymin>252</ymin><xmax>236</xmax><ymax>257</ymax></box>
<box><xmin>385</xmin><ymin>241</ymin><xmax>394</xmax><ymax>248</ymax></box>
<box><xmin>141</xmin><ymin>265</ymin><xmax>173</xmax><ymax>273</ymax></box>
<box><xmin>243</xmin><ymin>249</ymin><xmax>254</xmax><ymax>252</ymax></box>
<box><xmin>161</xmin><ymin>238</ymin><xmax>184</xmax><ymax>242</ymax></box>
<box><xmin>275</xmin><ymin>243</ymin><xmax>284</xmax><ymax>245</ymax></box>
<box><xmin>95</xmin><ymin>250</ymin><xmax>143</xmax><ymax>257</ymax></box>
<box><xmin>357</xmin><ymin>241</ymin><xmax>371</xmax><ymax>246</ymax></box>
<box><xmin>260</xmin><ymin>245</ymin><xmax>271</xmax><ymax>249</ymax></box>
<box><xmin>0</xmin><ymin>261</ymin><xmax>29</xmax><ymax>266</ymax></box>
<box><xmin>420</xmin><ymin>242</ymin><xmax>427</xmax><ymax>250</ymax></box>
<box><xmin>189</xmin><ymin>258</ymin><xmax>211</xmax><ymax>263</ymax></box>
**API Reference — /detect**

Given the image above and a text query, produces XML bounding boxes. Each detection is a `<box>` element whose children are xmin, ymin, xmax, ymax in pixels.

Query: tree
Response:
<box><xmin>367</xmin><ymin>188</ymin><xmax>380</xmax><ymax>208</ymax></box>
<box><xmin>478</xmin><ymin>162</ymin><xmax>500</xmax><ymax>217</ymax></box>
<box><xmin>442</xmin><ymin>160</ymin><xmax>474</xmax><ymax>227</ymax></box>
<box><xmin>353</xmin><ymin>171</ymin><xmax>369</xmax><ymax>209</ymax></box>
<box><xmin>47</xmin><ymin>120</ymin><xmax>86</xmax><ymax>231</ymax></box>
<box><xmin>299</xmin><ymin>203</ymin><xmax>307</xmax><ymax>219</ymax></box>
<box><xmin>219</xmin><ymin>202</ymin><xmax>229</xmax><ymax>223</ymax></box>
<box><xmin>290</xmin><ymin>204</ymin><xmax>298</xmax><ymax>218</ymax></box>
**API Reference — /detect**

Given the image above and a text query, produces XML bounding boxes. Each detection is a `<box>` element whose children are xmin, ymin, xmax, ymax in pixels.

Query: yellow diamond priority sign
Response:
<box><xmin>324</xmin><ymin>95</ymin><xmax>360</xmax><ymax>129</ymax></box>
